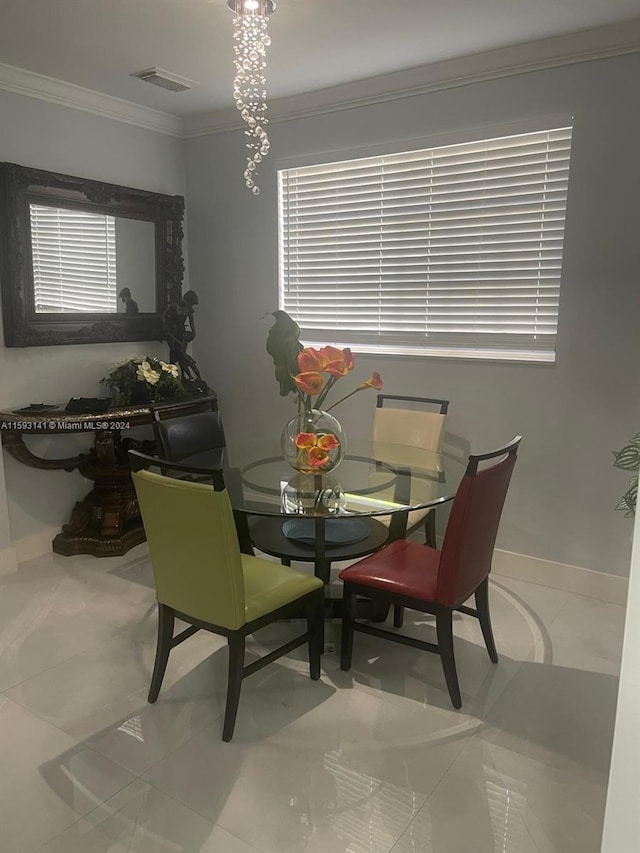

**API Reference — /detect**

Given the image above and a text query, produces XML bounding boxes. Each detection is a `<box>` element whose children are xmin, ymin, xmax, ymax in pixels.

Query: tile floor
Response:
<box><xmin>0</xmin><ymin>544</ymin><xmax>625</xmax><ymax>853</ymax></box>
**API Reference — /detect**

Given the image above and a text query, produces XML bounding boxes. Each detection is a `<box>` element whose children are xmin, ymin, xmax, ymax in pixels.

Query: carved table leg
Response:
<box><xmin>52</xmin><ymin>432</ymin><xmax>146</xmax><ymax>557</ymax></box>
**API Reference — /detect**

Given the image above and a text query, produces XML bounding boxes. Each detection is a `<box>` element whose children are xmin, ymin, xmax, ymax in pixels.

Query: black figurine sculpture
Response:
<box><xmin>162</xmin><ymin>290</ymin><xmax>209</xmax><ymax>393</ymax></box>
<box><xmin>118</xmin><ymin>287</ymin><xmax>139</xmax><ymax>314</ymax></box>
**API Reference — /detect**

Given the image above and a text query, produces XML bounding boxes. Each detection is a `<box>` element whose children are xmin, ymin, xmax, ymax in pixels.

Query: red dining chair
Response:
<box><xmin>339</xmin><ymin>436</ymin><xmax>521</xmax><ymax>709</ymax></box>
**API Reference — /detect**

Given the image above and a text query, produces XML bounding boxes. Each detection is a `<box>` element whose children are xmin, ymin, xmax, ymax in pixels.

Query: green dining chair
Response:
<box><xmin>130</xmin><ymin>454</ymin><xmax>325</xmax><ymax>742</ymax></box>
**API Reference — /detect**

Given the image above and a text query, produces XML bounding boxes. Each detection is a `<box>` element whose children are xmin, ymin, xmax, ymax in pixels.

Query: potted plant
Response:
<box><xmin>613</xmin><ymin>434</ymin><xmax>639</xmax><ymax>517</ymax></box>
<box><xmin>100</xmin><ymin>356</ymin><xmax>188</xmax><ymax>406</ymax></box>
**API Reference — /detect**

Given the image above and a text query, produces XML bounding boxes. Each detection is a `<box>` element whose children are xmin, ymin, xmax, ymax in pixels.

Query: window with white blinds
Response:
<box><xmin>30</xmin><ymin>205</ymin><xmax>118</xmax><ymax>313</ymax></box>
<box><xmin>278</xmin><ymin>125</ymin><xmax>573</xmax><ymax>362</ymax></box>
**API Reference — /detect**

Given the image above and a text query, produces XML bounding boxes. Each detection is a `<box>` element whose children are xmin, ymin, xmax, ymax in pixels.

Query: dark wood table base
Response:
<box><xmin>53</xmin><ymin>521</ymin><xmax>146</xmax><ymax>557</ymax></box>
<box><xmin>0</xmin><ymin>395</ymin><xmax>217</xmax><ymax>558</ymax></box>
<box><xmin>247</xmin><ymin>515</ymin><xmax>392</xmax><ymax>623</ymax></box>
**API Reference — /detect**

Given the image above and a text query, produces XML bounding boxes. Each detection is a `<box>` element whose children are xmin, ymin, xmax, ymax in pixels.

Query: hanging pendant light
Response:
<box><xmin>227</xmin><ymin>0</ymin><xmax>276</xmax><ymax>195</ymax></box>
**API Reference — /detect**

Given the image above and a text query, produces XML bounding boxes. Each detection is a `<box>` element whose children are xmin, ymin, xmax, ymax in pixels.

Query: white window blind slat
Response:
<box><xmin>30</xmin><ymin>205</ymin><xmax>118</xmax><ymax>313</ymax></box>
<box><xmin>279</xmin><ymin>125</ymin><xmax>572</xmax><ymax>362</ymax></box>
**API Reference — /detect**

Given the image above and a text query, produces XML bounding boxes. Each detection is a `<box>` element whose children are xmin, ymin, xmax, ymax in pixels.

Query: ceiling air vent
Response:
<box><xmin>131</xmin><ymin>67</ymin><xmax>197</xmax><ymax>93</ymax></box>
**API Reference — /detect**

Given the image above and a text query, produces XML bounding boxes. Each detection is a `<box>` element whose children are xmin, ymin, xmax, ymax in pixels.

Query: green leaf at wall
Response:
<box><xmin>615</xmin><ymin>477</ymin><xmax>638</xmax><ymax>518</ymax></box>
<box><xmin>612</xmin><ymin>444</ymin><xmax>640</xmax><ymax>471</ymax></box>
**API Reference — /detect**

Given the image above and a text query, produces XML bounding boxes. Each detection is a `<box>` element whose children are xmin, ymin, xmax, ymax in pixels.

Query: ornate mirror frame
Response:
<box><xmin>0</xmin><ymin>162</ymin><xmax>185</xmax><ymax>347</ymax></box>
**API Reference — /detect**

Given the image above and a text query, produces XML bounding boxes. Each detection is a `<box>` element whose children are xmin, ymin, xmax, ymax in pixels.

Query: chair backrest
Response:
<box><xmin>131</xmin><ymin>467</ymin><xmax>246</xmax><ymax>630</ymax></box>
<box><xmin>374</xmin><ymin>394</ymin><xmax>449</xmax><ymax>454</ymax></box>
<box><xmin>153</xmin><ymin>408</ymin><xmax>226</xmax><ymax>463</ymax></box>
<box><xmin>437</xmin><ymin>437</ymin><xmax>521</xmax><ymax>608</ymax></box>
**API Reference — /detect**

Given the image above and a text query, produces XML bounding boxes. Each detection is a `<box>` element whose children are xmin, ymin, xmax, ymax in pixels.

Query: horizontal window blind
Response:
<box><xmin>30</xmin><ymin>205</ymin><xmax>117</xmax><ymax>313</ymax></box>
<box><xmin>279</xmin><ymin>126</ymin><xmax>573</xmax><ymax>362</ymax></box>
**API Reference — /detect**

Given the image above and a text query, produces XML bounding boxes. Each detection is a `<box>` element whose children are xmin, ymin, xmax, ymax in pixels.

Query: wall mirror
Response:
<box><xmin>0</xmin><ymin>162</ymin><xmax>185</xmax><ymax>346</ymax></box>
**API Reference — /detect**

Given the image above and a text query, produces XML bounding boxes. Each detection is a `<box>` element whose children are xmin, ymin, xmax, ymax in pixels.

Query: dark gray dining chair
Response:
<box><xmin>152</xmin><ymin>398</ymin><xmax>227</xmax><ymax>467</ymax></box>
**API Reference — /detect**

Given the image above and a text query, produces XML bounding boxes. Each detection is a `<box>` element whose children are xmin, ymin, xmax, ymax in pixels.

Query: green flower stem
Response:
<box><xmin>325</xmin><ymin>387</ymin><xmax>363</xmax><ymax>412</ymax></box>
<box><xmin>315</xmin><ymin>375</ymin><xmax>338</xmax><ymax>410</ymax></box>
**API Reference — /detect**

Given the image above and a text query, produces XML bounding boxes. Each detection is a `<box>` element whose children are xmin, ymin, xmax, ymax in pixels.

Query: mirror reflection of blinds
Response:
<box><xmin>279</xmin><ymin>126</ymin><xmax>573</xmax><ymax>362</ymax></box>
<box><xmin>30</xmin><ymin>205</ymin><xmax>118</xmax><ymax>313</ymax></box>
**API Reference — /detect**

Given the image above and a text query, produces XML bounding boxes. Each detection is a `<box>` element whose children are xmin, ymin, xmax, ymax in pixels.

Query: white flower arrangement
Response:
<box><xmin>100</xmin><ymin>356</ymin><xmax>187</xmax><ymax>405</ymax></box>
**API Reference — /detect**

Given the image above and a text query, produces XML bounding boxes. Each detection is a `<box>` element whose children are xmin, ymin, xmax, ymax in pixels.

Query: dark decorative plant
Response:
<box><xmin>265</xmin><ymin>310</ymin><xmax>304</xmax><ymax>397</ymax></box>
<box><xmin>612</xmin><ymin>433</ymin><xmax>639</xmax><ymax>517</ymax></box>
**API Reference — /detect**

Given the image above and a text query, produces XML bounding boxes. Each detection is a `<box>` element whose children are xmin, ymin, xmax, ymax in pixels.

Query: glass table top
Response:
<box><xmin>181</xmin><ymin>439</ymin><xmax>467</xmax><ymax>520</ymax></box>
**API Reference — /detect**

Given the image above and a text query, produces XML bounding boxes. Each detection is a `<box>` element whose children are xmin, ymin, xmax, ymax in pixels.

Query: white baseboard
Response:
<box><xmin>4</xmin><ymin>527</ymin><xmax>630</xmax><ymax>608</ymax></box>
<box><xmin>493</xmin><ymin>548</ymin><xmax>629</xmax><ymax>607</ymax></box>
<box><xmin>14</xmin><ymin>527</ymin><xmax>59</xmax><ymax>565</ymax></box>
<box><xmin>0</xmin><ymin>545</ymin><xmax>18</xmax><ymax>575</ymax></box>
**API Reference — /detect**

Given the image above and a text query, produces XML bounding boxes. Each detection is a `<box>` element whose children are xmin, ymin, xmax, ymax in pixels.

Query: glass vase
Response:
<box><xmin>281</xmin><ymin>408</ymin><xmax>345</xmax><ymax>475</ymax></box>
<box><xmin>281</xmin><ymin>473</ymin><xmax>345</xmax><ymax>516</ymax></box>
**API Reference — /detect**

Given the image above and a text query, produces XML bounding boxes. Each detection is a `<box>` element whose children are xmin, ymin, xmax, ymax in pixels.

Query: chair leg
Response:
<box><xmin>340</xmin><ymin>586</ymin><xmax>356</xmax><ymax>671</ymax></box>
<box><xmin>281</xmin><ymin>558</ymin><xmax>291</xmax><ymax>567</ymax></box>
<box><xmin>475</xmin><ymin>578</ymin><xmax>498</xmax><ymax>663</ymax></box>
<box><xmin>425</xmin><ymin>510</ymin><xmax>437</xmax><ymax>547</ymax></box>
<box><xmin>393</xmin><ymin>605</ymin><xmax>405</xmax><ymax>628</ymax></box>
<box><xmin>223</xmin><ymin>634</ymin><xmax>245</xmax><ymax>742</ymax></box>
<box><xmin>370</xmin><ymin>601</ymin><xmax>391</xmax><ymax>623</ymax></box>
<box><xmin>436</xmin><ymin>609</ymin><xmax>462</xmax><ymax>709</ymax></box>
<box><xmin>307</xmin><ymin>590</ymin><xmax>323</xmax><ymax>680</ymax></box>
<box><xmin>148</xmin><ymin>604</ymin><xmax>174</xmax><ymax>704</ymax></box>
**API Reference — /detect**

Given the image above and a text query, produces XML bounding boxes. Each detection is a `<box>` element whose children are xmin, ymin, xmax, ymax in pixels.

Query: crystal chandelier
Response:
<box><xmin>227</xmin><ymin>0</ymin><xmax>275</xmax><ymax>195</ymax></box>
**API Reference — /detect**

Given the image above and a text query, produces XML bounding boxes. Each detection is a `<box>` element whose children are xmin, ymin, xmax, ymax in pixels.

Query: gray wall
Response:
<box><xmin>185</xmin><ymin>53</ymin><xmax>640</xmax><ymax>577</ymax></box>
<box><xmin>0</xmin><ymin>89</ymin><xmax>186</xmax><ymax>543</ymax></box>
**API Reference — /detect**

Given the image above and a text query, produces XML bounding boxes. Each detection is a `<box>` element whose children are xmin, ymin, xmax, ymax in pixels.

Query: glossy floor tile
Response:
<box><xmin>0</xmin><ymin>548</ymin><xmax>625</xmax><ymax>852</ymax></box>
<box><xmin>37</xmin><ymin>781</ymin><xmax>260</xmax><ymax>853</ymax></box>
<box><xmin>0</xmin><ymin>696</ymin><xmax>135</xmax><ymax>853</ymax></box>
<box><xmin>391</xmin><ymin>736</ymin><xmax>607</xmax><ymax>853</ymax></box>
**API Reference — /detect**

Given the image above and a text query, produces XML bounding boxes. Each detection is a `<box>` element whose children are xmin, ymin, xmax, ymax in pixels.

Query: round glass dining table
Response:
<box><xmin>181</xmin><ymin>439</ymin><xmax>467</xmax><ymax>587</ymax></box>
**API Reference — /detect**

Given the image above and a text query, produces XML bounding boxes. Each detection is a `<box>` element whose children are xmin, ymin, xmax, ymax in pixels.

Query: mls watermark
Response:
<box><xmin>0</xmin><ymin>421</ymin><xmax>131</xmax><ymax>431</ymax></box>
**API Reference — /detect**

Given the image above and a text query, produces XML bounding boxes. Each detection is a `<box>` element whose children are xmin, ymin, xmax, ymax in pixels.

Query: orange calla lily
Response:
<box><xmin>295</xmin><ymin>432</ymin><xmax>317</xmax><ymax>449</ymax></box>
<box><xmin>297</xmin><ymin>347</ymin><xmax>327</xmax><ymax>373</ymax></box>
<box><xmin>319</xmin><ymin>346</ymin><xmax>345</xmax><ymax>363</ymax></box>
<box><xmin>359</xmin><ymin>371</ymin><xmax>383</xmax><ymax>391</ymax></box>
<box><xmin>321</xmin><ymin>346</ymin><xmax>354</xmax><ymax>377</ymax></box>
<box><xmin>294</xmin><ymin>372</ymin><xmax>326</xmax><ymax>395</ymax></box>
<box><xmin>317</xmin><ymin>433</ymin><xmax>340</xmax><ymax>451</ymax></box>
<box><xmin>308</xmin><ymin>446</ymin><xmax>331</xmax><ymax>467</ymax></box>
<box><xmin>294</xmin><ymin>429</ymin><xmax>341</xmax><ymax>472</ymax></box>
<box><xmin>342</xmin><ymin>348</ymin><xmax>355</xmax><ymax>370</ymax></box>
<box><xmin>325</xmin><ymin>360</ymin><xmax>350</xmax><ymax>377</ymax></box>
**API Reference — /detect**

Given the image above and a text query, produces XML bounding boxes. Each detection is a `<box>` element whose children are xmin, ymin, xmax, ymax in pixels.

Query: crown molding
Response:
<box><xmin>0</xmin><ymin>17</ymin><xmax>639</xmax><ymax>140</ymax></box>
<box><xmin>184</xmin><ymin>17</ymin><xmax>640</xmax><ymax>138</ymax></box>
<box><xmin>0</xmin><ymin>62</ymin><xmax>184</xmax><ymax>137</ymax></box>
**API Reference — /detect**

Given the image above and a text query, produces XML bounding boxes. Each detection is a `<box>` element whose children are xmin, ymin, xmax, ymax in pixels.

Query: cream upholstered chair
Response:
<box><xmin>372</xmin><ymin>394</ymin><xmax>449</xmax><ymax>548</ymax></box>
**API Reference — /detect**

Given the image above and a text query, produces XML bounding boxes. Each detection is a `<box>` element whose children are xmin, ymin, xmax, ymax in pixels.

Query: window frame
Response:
<box><xmin>277</xmin><ymin>115</ymin><xmax>574</xmax><ymax>364</ymax></box>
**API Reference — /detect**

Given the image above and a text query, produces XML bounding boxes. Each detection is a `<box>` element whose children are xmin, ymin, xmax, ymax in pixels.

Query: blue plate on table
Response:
<box><xmin>282</xmin><ymin>518</ymin><xmax>370</xmax><ymax>546</ymax></box>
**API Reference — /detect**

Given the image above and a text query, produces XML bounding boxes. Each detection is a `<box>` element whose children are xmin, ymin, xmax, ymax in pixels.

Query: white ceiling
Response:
<box><xmin>1</xmin><ymin>0</ymin><xmax>639</xmax><ymax>120</ymax></box>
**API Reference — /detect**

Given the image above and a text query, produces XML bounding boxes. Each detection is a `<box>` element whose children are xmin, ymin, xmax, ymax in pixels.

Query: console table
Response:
<box><xmin>0</xmin><ymin>395</ymin><xmax>217</xmax><ymax>557</ymax></box>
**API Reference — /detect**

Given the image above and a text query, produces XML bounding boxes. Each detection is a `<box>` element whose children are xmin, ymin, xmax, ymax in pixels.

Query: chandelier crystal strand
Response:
<box><xmin>231</xmin><ymin>1</ymin><xmax>273</xmax><ymax>195</ymax></box>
